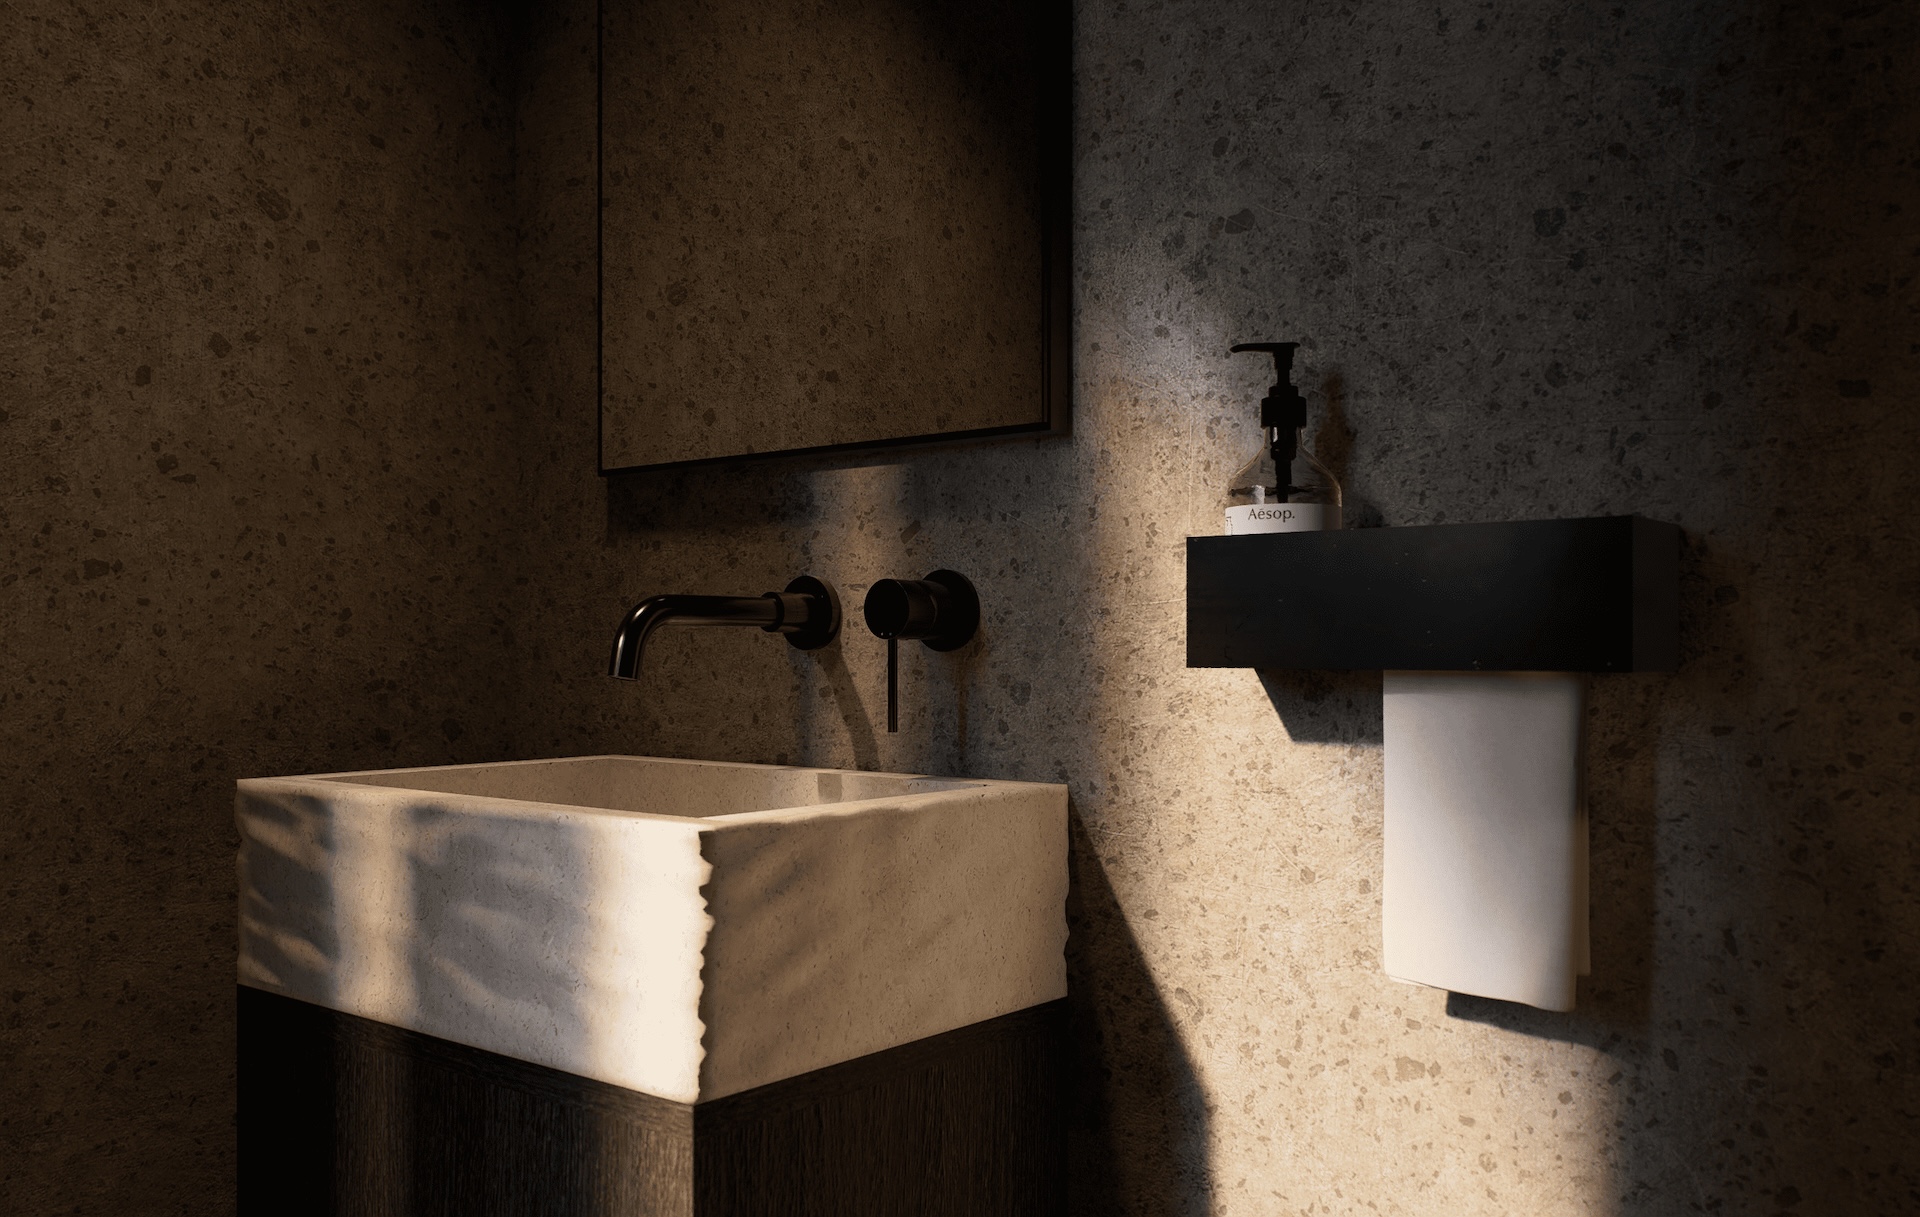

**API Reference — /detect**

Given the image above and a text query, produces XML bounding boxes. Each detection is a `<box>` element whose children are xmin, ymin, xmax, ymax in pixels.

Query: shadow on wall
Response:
<box><xmin>1258</xmin><ymin>669</ymin><xmax>1384</xmax><ymax>747</ymax></box>
<box><xmin>809</xmin><ymin>644</ymin><xmax>883</xmax><ymax>771</ymax></box>
<box><xmin>1309</xmin><ymin>374</ymin><xmax>1386</xmax><ymax>530</ymax></box>
<box><xmin>1455</xmin><ymin>2</ymin><xmax>1919</xmax><ymax>1210</ymax></box>
<box><xmin>1065</xmin><ymin>808</ymin><xmax>1211</xmax><ymax>1217</ymax></box>
<box><xmin>605</xmin><ymin>455</ymin><xmax>825</xmax><ymax>539</ymax></box>
<box><xmin>1441</xmin><ymin>658</ymin><xmax>1663</xmax><ymax>1043</ymax></box>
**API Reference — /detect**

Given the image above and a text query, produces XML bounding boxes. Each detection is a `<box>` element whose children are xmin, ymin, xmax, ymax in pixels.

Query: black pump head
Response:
<box><xmin>1229</xmin><ymin>343</ymin><xmax>1306</xmax><ymax>431</ymax></box>
<box><xmin>1230</xmin><ymin>342</ymin><xmax>1308</xmax><ymax>462</ymax></box>
<box><xmin>1230</xmin><ymin>341</ymin><xmax>1298</xmax><ymax>376</ymax></box>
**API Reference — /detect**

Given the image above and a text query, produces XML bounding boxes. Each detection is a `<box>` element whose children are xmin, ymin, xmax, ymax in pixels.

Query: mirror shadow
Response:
<box><xmin>605</xmin><ymin>457</ymin><xmax>826</xmax><ymax>539</ymax></box>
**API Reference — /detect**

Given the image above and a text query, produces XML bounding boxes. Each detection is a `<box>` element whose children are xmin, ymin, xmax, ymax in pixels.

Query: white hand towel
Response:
<box><xmin>1382</xmin><ymin>671</ymin><xmax>1589</xmax><ymax>1011</ymax></box>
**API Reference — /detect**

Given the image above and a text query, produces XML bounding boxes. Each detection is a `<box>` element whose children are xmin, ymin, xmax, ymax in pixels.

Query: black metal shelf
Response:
<box><xmin>1186</xmin><ymin>515</ymin><xmax>1678</xmax><ymax>672</ymax></box>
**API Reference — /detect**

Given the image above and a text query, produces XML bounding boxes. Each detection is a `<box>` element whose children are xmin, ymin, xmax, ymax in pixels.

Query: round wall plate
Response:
<box><xmin>921</xmin><ymin>569</ymin><xmax>979</xmax><ymax>652</ymax></box>
<box><xmin>782</xmin><ymin>575</ymin><xmax>842</xmax><ymax>650</ymax></box>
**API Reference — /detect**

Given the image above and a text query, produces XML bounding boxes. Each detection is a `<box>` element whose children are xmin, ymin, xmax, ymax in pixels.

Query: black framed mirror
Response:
<box><xmin>597</xmin><ymin>0</ymin><xmax>1070</xmax><ymax>473</ymax></box>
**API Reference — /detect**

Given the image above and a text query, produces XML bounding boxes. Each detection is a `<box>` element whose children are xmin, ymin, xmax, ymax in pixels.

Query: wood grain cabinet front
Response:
<box><xmin>238</xmin><ymin>986</ymin><xmax>1067</xmax><ymax>1217</ymax></box>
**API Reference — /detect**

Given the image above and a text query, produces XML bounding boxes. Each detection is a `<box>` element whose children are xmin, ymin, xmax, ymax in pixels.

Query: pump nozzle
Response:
<box><xmin>1229</xmin><ymin>342</ymin><xmax>1307</xmax><ymax>463</ymax></box>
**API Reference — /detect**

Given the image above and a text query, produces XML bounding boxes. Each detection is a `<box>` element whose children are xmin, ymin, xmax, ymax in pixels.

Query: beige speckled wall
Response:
<box><xmin>5</xmin><ymin>0</ymin><xmax>1915</xmax><ymax>1213</ymax></box>
<box><xmin>510</xmin><ymin>2</ymin><xmax>1919</xmax><ymax>1214</ymax></box>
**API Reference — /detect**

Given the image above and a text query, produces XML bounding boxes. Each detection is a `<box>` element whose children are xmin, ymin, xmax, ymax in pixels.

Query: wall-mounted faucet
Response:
<box><xmin>863</xmin><ymin>570</ymin><xmax>979</xmax><ymax>732</ymax></box>
<box><xmin>608</xmin><ymin>575</ymin><xmax>841</xmax><ymax>680</ymax></box>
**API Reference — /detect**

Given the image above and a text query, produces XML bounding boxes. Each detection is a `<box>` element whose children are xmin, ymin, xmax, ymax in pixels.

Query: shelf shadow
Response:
<box><xmin>1257</xmin><ymin>668</ymin><xmax>1383</xmax><ymax>746</ymax></box>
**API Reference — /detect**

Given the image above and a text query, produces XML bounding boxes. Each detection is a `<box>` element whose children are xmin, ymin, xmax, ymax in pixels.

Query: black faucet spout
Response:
<box><xmin>607</xmin><ymin>575</ymin><xmax>841</xmax><ymax>680</ymax></box>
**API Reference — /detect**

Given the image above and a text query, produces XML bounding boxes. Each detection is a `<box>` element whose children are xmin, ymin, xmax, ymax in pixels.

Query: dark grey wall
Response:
<box><xmin>0</xmin><ymin>2</ymin><xmax>526</xmax><ymax>1210</ymax></box>
<box><xmin>4</xmin><ymin>0</ymin><xmax>1915</xmax><ymax>1213</ymax></box>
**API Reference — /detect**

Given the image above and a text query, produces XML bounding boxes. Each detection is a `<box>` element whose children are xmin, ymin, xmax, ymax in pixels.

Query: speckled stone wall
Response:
<box><xmin>6</xmin><ymin>0</ymin><xmax>1916</xmax><ymax>1213</ymax></box>
<box><xmin>0</xmin><ymin>2</ymin><xmax>526</xmax><ymax>1211</ymax></box>
<box><xmin>511</xmin><ymin>1</ymin><xmax>1919</xmax><ymax>1215</ymax></box>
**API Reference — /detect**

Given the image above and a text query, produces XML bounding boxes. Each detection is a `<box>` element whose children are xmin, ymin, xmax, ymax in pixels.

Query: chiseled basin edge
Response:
<box><xmin>236</xmin><ymin>755</ymin><xmax>1067</xmax><ymax>1104</ymax></box>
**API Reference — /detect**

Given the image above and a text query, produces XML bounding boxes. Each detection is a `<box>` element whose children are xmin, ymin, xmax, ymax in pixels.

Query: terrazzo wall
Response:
<box><xmin>0</xmin><ymin>2</ymin><xmax>528</xmax><ymax>1209</ymax></box>
<box><xmin>4</xmin><ymin>0</ymin><xmax>1915</xmax><ymax>1213</ymax></box>
<box><xmin>511</xmin><ymin>1</ymin><xmax>1919</xmax><ymax>1213</ymax></box>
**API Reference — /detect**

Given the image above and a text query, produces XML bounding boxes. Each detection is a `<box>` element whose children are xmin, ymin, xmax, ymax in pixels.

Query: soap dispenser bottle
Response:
<box><xmin>1224</xmin><ymin>342</ymin><xmax>1343</xmax><ymax>534</ymax></box>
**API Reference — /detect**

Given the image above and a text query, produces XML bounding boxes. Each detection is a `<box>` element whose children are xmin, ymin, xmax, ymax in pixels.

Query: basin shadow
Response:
<box><xmin>408</xmin><ymin>801</ymin><xmax>597</xmax><ymax>1058</ymax></box>
<box><xmin>1065</xmin><ymin>806</ymin><xmax>1212</xmax><ymax>1216</ymax></box>
<box><xmin>236</xmin><ymin>789</ymin><xmax>343</xmax><ymax>1002</ymax></box>
<box><xmin>399</xmin><ymin>800</ymin><xmax>613</xmax><ymax>1205</ymax></box>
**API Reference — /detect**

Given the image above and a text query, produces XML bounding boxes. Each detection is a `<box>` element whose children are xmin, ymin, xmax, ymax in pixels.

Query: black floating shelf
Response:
<box><xmin>1187</xmin><ymin>515</ymin><xmax>1678</xmax><ymax>672</ymax></box>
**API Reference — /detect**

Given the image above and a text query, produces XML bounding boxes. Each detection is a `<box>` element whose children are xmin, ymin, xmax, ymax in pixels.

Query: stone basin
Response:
<box><xmin>236</xmin><ymin>755</ymin><xmax>1067</xmax><ymax>1104</ymax></box>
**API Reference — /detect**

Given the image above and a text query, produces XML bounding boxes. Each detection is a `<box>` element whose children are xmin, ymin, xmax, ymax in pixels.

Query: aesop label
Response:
<box><xmin>1225</xmin><ymin>503</ymin><xmax>1342</xmax><ymax>534</ymax></box>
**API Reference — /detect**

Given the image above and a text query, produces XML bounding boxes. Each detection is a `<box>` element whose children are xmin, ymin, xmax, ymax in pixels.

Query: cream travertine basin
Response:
<box><xmin>236</xmin><ymin>755</ymin><xmax>1067</xmax><ymax>1104</ymax></box>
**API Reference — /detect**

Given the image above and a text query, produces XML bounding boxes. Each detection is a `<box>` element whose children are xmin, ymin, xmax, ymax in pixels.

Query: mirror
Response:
<box><xmin>598</xmin><ymin>0</ymin><xmax>1069</xmax><ymax>472</ymax></box>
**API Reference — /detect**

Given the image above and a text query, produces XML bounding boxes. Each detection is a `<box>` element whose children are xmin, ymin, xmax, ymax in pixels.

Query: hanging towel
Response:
<box><xmin>1382</xmin><ymin>671</ymin><xmax>1589</xmax><ymax>1011</ymax></box>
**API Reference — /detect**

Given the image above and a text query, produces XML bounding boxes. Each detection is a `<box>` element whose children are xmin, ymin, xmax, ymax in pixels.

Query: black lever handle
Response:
<box><xmin>862</xmin><ymin>570</ymin><xmax>979</xmax><ymax>733</ymax></box>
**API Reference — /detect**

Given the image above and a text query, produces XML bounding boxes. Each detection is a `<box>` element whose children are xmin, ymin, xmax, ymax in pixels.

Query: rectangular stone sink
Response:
<box><xmin>236</xmin><ymin>755</ymin><xmax>1067</xmax><ymax>1104</ymax></box>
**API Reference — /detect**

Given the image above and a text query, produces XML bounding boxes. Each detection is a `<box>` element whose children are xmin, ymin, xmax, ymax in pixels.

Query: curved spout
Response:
<box><xmin>608</xmin><ymin>577</ymin><xmax>841</xmax><ymax>681</ymax></box>
<box><xmin>608</xmin><ymin>595</ymin><xmax>780</xmax><ymax>680</ymax></box>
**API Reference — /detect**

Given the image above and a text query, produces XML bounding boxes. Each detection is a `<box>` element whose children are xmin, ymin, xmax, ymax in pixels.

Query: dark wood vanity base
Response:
<box><xmin>237</xmin><ymin>986</ymin><xmax>1066</xmax><ymax>1216</ymax></box>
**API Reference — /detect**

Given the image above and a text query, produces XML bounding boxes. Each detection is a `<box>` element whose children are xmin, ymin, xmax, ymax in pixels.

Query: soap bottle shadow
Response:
<box><xmin>1312</xmin><ymin>373</ymin><xmax>1384</xmax><ymax>529</ymax></box>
